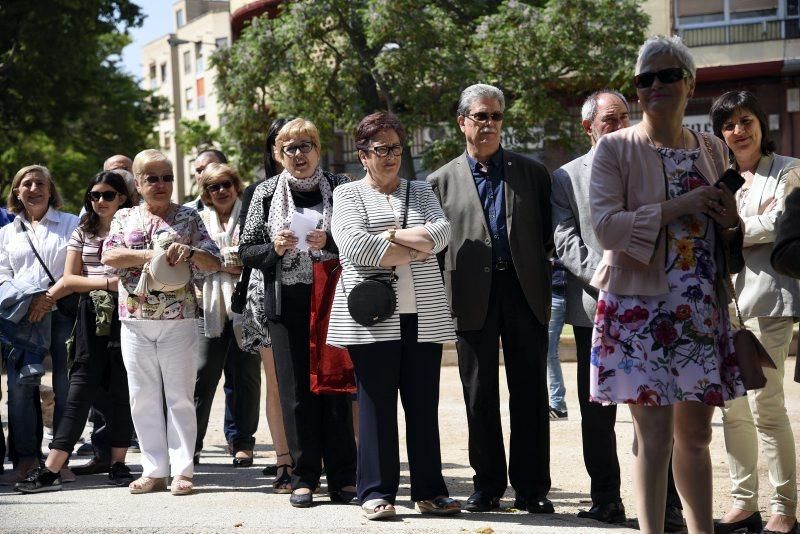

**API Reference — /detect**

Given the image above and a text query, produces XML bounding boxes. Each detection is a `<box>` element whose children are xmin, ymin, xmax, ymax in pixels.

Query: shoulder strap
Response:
<box><xmin>20</xmin><ymin>221</ymin><xmax>56</xmax><ymax>284</ymax></box>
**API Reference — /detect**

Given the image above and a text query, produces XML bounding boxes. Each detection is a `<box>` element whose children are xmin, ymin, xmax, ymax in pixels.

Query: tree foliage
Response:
<box><xmin>0</xmin><ymin>1</ymin><xmax>167</xmax><ymax>212</ymax></box>
<box><xmin>213</xmin><ymin>0</ymin><xmax>648</xmax><ymax>175</ymax></box>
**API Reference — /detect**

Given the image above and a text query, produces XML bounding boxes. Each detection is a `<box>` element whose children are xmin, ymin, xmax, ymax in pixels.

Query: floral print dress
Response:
<box><xmin>590</xmin><ymin>147</ymin><xmax>746</xmax><ymax>407</ymax></box>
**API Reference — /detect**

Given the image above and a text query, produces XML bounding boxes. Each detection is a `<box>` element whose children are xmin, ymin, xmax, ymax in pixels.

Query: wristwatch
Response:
<box><xmin>387</xmin><ymin>229</ymin><xmax>396</xmax><ymax>242</ymax></box>
<box><xmin>408</xmin><ymin>249</ymin><xmax>418</xmax><ymax>260</ymax></box>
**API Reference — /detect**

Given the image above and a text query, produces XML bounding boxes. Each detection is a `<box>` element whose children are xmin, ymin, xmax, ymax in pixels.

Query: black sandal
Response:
<box><xmin>272</xmin><ymin>464</ymin><xmax>292</xmax><ymax>494</ymax></box>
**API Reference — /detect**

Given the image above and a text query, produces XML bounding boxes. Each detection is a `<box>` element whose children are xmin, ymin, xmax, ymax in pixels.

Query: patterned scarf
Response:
<box><xmin>266</xmin><ymin>167</ymin><xmax>335</xmax><ymax>272</ymax></box>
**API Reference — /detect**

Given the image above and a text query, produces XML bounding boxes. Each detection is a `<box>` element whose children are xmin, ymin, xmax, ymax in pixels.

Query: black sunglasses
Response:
<box><xmin>633</xmin><ymin>67</ymin><xmax>689</xmax><ymax>89</ymax></box>
<box><xmin>88</xmin><ymin>191</ymin><xmax>120</xmax><ymax>202</ymax></box>
<box><xmin>281</xmin><ymin>142</ymin><xmax>315</xmax><ymax>156</ymax></box>
<box><xmin>463</xmin><ymin>112</ymin><xmax>504</xmax><ymax>124</ymax></box>
<box><xmin>206</xmin><ymin>180</ymin><xmax>233</xmax><ymax>194</ymax></box>
<box><xmin>144</xmin><ymin>174</ymin><xmax>174</xmax><ymax>184</ymax></box>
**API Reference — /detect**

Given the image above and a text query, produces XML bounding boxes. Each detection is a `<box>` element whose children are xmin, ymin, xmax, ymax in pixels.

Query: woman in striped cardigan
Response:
<box><xmin>328</xmin><ymin>112</ymin><xmax>460</xmax><ymax>520</ymax></box>
<box><xmin>239</xmin><ymin>118</ymin><xmax>356</xmax><ymax>508</ymax></box>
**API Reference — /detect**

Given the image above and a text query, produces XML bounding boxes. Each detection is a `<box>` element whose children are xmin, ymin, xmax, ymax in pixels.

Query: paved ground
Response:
<box><xmin>1</xmin><ymin>358</ymin><xmax>798</xmax><ymax>533</ymax></box>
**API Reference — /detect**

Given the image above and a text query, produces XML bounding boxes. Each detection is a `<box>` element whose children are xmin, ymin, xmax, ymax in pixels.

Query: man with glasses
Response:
<box><xmin>185</xmin><ymin>149</ymin><xmax>228</xmax><ymax>212</ymax></box>
<box><xmin>428</xmin><ymin>83</ymin><xmax>554</xmax><ymax>514</ymax></box>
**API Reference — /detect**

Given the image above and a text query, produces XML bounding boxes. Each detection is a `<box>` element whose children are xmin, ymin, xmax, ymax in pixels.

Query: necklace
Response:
<box><xmin>644</xmin><ymin>127</ymin><xmax>688</xmax><ymax>151</ymax></box>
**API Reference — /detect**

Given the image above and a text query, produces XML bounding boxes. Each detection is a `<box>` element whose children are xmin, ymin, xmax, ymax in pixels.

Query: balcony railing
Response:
<box><xmin>679</xmin><ymin>17</ymin><xmax>800</xmax><ymax>47</ymax></box>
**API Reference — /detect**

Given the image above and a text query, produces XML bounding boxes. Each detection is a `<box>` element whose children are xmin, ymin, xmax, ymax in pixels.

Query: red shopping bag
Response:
<box><xmin>309</xmin><ymin>259</ymin><xmax>356</xmax><ymax>394</ymax></box>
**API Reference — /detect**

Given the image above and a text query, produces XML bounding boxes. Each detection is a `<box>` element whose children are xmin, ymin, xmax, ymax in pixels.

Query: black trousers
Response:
<box><xmin>49</xmin><ymin>315</ymin><xmax>132</xmax><ymax>453</ymax></box>
<box><xmin>456</xmin><ymin>268</ymin><xmax>550</xmax><ymax>500</ymax></box>
<box><xmin>348</xmin><ymin>314</ymin><xmax>449</xmax><ymax>504</ymax></box>
<box><xmin>194</xmin><ymin>319</ymin><xmax>261</xmax><ymax>452</ymax></box>
<box><xmin>576</xmin><ymin>326</ymin><xmax>682</xmax><ymax>509</ymax></box>
<box><xmin>267</xmin><ymin>284</ymin><xmax>356</xmax><ymax>491</ymax></box>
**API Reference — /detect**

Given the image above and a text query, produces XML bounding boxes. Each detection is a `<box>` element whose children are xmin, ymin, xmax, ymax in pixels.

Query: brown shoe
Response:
<box><xmin>71</xmin><ymin>457</ymin><xmax>111</xmax><ymax>476</ymax></box>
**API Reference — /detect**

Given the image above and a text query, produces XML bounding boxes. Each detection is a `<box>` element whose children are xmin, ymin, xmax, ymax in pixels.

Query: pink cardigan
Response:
<box><xmin>589</xmin><ymin>123</ymin><xmax>737</xmax><ymax>296</ymax></box>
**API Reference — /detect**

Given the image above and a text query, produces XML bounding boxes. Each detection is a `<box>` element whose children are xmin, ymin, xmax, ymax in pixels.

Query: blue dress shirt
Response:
<box><xmin>467</xmin><ymin>148</ymin><xmax>512</xmax><ymax>262</ymax></box>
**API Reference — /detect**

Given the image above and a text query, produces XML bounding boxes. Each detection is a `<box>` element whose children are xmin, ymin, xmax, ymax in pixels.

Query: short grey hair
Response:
<box><xmin>457</xmin><ymin>84</ymin><xmax>505</xmax><ymax>117</ymax></box>
<box><xmin>581</xmin><ymin>90</ymin><xmax>629</xmax><ymax>122</ymax></box>
<box><xmin>635</xmin><ymin>35</ymin><xmax>696</xmax><ymax>79</ymax></box>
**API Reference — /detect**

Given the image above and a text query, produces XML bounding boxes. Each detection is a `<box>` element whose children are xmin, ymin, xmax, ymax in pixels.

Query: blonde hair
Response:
<box><xmin>132</xmin><ymin>149</ymin><xmax>172</xmax><ymax>184</ymax></box>
<box><xmin>7</xmin><ymin>165</ymin><xmax>63</xmax><ymax>214</ymax></box>
<box><xmin>273</xmin><ymin>119</ymin><xmax>321</xmax><ymax>166</ymax></box>
<box><xmin>200</xmin><ymin>162</ymin><xmax>244</xmax><ymax>206</ymax></box>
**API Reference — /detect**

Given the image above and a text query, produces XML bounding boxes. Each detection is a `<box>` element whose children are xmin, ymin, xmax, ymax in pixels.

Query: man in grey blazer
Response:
<box><xmin>428</xmin><ymin>84</ymin><xmax>554</xmax><ymax>514</ymax></box>
<box><xmin>552</xmin><ymin>89</ymin><xmax>683</xmax><ymax>530</ymax></box>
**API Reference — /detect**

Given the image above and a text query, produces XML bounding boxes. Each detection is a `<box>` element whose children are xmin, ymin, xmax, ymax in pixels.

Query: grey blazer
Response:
<box><xmin>427</xmin><ymin>150</ymin><xmax>553</xmax><ymax>331</ymax></box>
<box><xmin>551</xmin><ymin>151</ymin><xmax>602</xmax><ymax>327</ymax></box>
<box><xmin>734</xmin><ymin>153</ymin><xmax>800</xmax><ymax>318</ymax></box>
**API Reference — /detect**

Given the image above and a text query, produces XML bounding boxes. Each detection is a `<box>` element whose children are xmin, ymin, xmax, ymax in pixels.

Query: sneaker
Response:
<box><xmin>14</xmin><ymin>467</ymin><xmax>62</xmax><ymax>494</ymax></box>
<box><xmin>108</xmin><ymin>462</ymin><xmax>134</xmax><ymax>487</ymax></box>
<box><xmin>75</xmin><ymin>442</ymin><xmax>95</xmax><ymax>456</ymax></box>
<box><xmin>548</xmin><ymin>407</ymin><xmax>568</xmax><ymax>421</ymax></box>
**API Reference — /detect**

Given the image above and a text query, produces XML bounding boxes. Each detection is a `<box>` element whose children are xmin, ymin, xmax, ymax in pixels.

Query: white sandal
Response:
<box><xmin>362</xmin><ymin>498</ymin><xmax>396</xmax><ymax>520</ymax></box>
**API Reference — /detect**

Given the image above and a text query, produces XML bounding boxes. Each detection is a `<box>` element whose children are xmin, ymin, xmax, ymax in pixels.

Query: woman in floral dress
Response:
<box><xmin>589</xmin><ymin>36</ymin><xmax>746</xmax><ymax>534</ymax></box>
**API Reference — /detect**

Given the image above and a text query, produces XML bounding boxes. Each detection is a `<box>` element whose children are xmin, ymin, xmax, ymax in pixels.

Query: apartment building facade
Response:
<box><xmin>141</xmin><ymin>0</ymin><xmax>231</xmax><ymax>202</ymax></box>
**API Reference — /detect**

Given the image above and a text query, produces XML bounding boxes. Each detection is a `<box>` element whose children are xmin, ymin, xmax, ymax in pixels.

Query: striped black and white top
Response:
<box><xmin>327</xmin><ymin>179</ymin><xmax>456</xmax><ymax>346</ymax></box>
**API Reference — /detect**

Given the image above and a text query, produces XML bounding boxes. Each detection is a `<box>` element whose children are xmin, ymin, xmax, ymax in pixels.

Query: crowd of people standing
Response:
<box><xmin>0</xmin><ymin>34</ymin><xmax>798</xmax><ymax>534</ymax></box>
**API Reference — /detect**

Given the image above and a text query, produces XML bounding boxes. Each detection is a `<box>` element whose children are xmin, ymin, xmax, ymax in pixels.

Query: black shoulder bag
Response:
<box><xmin>341</xmin><ymin>181</ymin><xmax>410</xmax><ymax>327</ymax></box>
<box><xmin>21</xmin><ymin>222</ymin><xmax>81</xmax><ymax>318</ymax></box>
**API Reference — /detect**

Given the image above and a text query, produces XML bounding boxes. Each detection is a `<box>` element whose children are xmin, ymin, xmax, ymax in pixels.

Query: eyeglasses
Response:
<box><xmin>463</xmin><ymin>112</ymin><xmax>504</xmax><ymax>124</ymax></box>
<box><xmin>87</xmin><ymin>191</ymin><xmax>120</xmax><ymax>202</ymax></box>
<box><xmin>206</xmin><ymin>180</ymin><xmax>233</xmax><ymax>194</ymax></box>
<box><xmin>144</xmin><ymin>174</ymin><xmax>174</xmax><ymax>184</ymax></box>
<box><xmin>281</xmin><ymin>142</ymin><xmax>315</xmax><ymax>156</ymax></box>
<box><xmin>633</xmin><ymin>67</ymin><xmax>689</xmax><ymax>89</ymax></box>
<box><xmin>368</xmin><ymin>144</ymin><xmax>403</xmax><ymax>158</ymax></box>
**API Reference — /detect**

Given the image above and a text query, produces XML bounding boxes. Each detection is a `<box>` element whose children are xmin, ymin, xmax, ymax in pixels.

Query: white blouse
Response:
<box><xmin>0</xmin><ymin>208</ymin><xmax>80</xmax><ymax>290</ymax></box>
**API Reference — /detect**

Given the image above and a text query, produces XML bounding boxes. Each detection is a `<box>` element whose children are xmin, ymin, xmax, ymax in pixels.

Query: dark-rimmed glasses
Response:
<box><xmin>88</xmin><ymin>191</ymin><xmax>119</xmax><ymax>202</ymax></box>
<box><xmin>144</xmin><ymin>174</ymin><xmax>174</xmax><ymax>184</ymax></box>
<box><xmin>206</xmin><ymin>180</ymin><xmax>233</xmax><ymax>194</ymax></box>
<box><xmin>281</xmin><ymin>142</ymin><xmax>315</xmax><ymax>156</ymax></box>
<box><xmin>368</xmin><ymin>144</ymin><xmax>403</xmax><ymax>158</ymax></box>
<box><xmin>633</xmin><ymin>68</ymin><xmax>689</xmax><ymax>89</ymax></box>
<box><xmin>463</xmin><ymin>112</ymin><xmax>504</xmax><ymax>124</ymax></box>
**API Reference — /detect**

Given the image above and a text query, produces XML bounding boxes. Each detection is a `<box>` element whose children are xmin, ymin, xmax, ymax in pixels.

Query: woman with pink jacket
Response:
<box><xmin>589</xmin><ymin>36</ymin><xmax>746</xmax><ymax>534</ymax></box>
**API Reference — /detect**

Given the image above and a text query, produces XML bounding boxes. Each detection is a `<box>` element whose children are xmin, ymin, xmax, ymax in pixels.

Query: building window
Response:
<box><xmin>183</xmin><ymin>50</ymin><xmax>191</xmax><ymax>75</ymax></box>
<box><xmin>185</xmin><ymin>87</ymin><xmax>194</xmax><ymax>111</ymax></box>
<box><xmin>160</xmin><ymin>62</ymin><xmax>167</xmax><ymax>83</ymax></box>
<box><xmin>176</xmin><ymin>9</ymin><xmax>185</xmax><ymax>28</ymax></box>
<box><xmin>215</xmin><ymin>37</ymin><xmax>229</xmax><ymax>49</ymax></box>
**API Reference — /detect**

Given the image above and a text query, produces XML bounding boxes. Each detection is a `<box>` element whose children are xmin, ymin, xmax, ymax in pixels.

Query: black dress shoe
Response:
<box><xmin>714</xmin><ymin>511</ymin><xmax>762</xmax><ymax>534</ymax></box>
<box><xmin>71</xmin><ymin>457</ymin><xmax>111</xmax><ymax>476</ymax></box>
<box><xmin>290</xmin><ymin>490</ymin><xmax>314</xmax><ymax>508</ymax></box>
<box><xmin>527</xmin><ymin>497</ymin><xmax>555</xmax><ymax>514</ymax></box>
<box><xmin>465</xmin><ymin>491</ymin><xmax>501</xmax><ymax>512</ymax></box>
<box><xmin>577</xmin><ymin>500</ymin><xmax>626</xmax><ymax>524</ymax></box>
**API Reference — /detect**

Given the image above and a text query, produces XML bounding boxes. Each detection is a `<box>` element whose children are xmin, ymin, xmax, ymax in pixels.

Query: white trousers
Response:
<box><xmin>721</xmin><ymin>316</ymin><xmax>797</xmax><ymax>516</ymax></box>
<box><xmin>121</xmin><ymin>319</ymin><xmax>198</xmax><ymax>478</ymax></box>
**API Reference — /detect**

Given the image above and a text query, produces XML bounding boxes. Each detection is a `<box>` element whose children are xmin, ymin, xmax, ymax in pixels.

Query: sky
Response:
<box><xmin>121</xmin><ymin>0</ymin><xmax>175</xmax><ymax>78</ymax></box>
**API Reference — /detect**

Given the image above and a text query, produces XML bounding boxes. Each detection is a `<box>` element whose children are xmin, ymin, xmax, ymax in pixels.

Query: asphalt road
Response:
<box><xmin>2</xmin><ymin>360</ymin><xmax>798</xmax><ymax>533</ymax></box>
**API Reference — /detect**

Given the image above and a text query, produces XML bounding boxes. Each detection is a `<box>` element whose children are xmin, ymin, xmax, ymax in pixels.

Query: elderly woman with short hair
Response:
<box><xmin>0</xmin><ymin>165</ymin><xmax>78</xmax><ymax>485</ymax></box>
<box><xmin>193</xmin><ymin>162</ymin><xmax>262</xmax><ymax>469</ymax></box>
<box><xmin>103</xmin><ymin>149</ymin><xmax>220</xmax><ymax>496</ymax></box>
<box><xmin>239</xmin><ymin>118</ymin><xmax>356</xmax><ymax>508</ymax></box>
<box><xmin>589</xmin><ymin>36</ymin><xmax>746</xmax><ymax>533</ymax></box>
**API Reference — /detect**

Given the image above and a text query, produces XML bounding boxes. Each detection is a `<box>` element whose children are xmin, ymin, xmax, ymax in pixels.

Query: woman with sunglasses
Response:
<box><xmin>710</xmin><ymin>91</ymin><xmax>800</xmax><ymax>534</ymax></box>
<box><xmin>15</xmin><ymin>171</ymin><xmax>135</xmax><ymax>494</ymax></box>
<box><xmin>589</xmin><ymin>35</ymin><xmax>746</xmax><ymax>533</ymax></box>
<box><xmin>193</xmin><ymin>162</ymin><xmax>261</xmax><ymax>469</ymax></box>
<box><xmin>102</xmin><ymin>149</ymin><xmax>220</xmax><ymax>496</ymax></box>
<box><xmin>0</xmin><ymin>165</ymin><xmax>79</xmax><ymax>485</ymax></box>
<box><xmin>239</xmin><ymin>118</ymin><xmax>356</xmax><ymax>508</ymax></box>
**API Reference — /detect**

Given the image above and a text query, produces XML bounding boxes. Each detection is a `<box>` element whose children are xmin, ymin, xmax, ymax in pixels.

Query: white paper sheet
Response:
<box><xmin>289</xmin><ymin>210</ymin><xmax>320</xmax><ymax>252</ymax></box>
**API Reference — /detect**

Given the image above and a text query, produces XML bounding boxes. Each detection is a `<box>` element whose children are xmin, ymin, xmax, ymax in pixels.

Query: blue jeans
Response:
<box><xmin>6</xmin><ymin>309</ymin><xmax>72</xmax><ymax>459</ymax></box>
<box><xmin>546</xmin><ymin>292</ymin><xmax>567</xmax><ymax>412</ymax></box>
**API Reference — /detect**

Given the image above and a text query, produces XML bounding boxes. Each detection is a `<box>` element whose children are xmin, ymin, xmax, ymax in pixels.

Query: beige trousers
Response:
<box><xmin>721</xmin><ymin>316</ymin><xmax>797</xmax><ymax>516</ymax></box>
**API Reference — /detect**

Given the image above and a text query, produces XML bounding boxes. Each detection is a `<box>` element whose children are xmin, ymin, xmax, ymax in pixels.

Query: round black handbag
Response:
<box><xmin>346</xmin><ymin>274</ymin><xmax>397</xmax><ymax>327</ymax></box>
